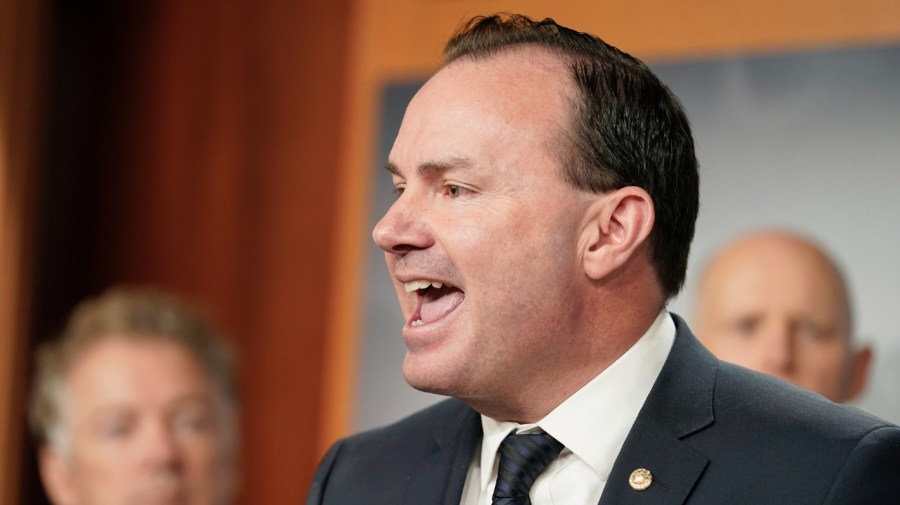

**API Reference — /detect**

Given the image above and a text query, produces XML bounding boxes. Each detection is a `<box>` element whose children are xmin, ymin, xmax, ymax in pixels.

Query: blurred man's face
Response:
<box><xmin>40</xmin><ymin>336</ymin><xmax>236</xmax><ymax>505</ymax></box>
<box><xmin>695</xmin><ymin>235</ymin><xmax>869</xmax><ymax>402</ymax></box>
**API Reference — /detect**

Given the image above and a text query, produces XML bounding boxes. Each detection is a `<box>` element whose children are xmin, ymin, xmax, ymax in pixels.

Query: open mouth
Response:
<box><xmin>403</xmin><ymin>279</ymin><xmax>465</xmax><ymax>327</ymax></box>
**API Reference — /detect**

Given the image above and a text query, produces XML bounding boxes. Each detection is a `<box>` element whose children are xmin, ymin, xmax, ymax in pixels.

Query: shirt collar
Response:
<box><xmin>477</xmin><ymin>309</ymin><xmax>676</xmax><ymax>490</ymax></box>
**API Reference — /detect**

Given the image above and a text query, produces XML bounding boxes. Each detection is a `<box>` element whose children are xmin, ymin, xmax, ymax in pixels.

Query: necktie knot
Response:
<box><xmin>492</xmin><ymin>432</ymin><xmax>565</xmax><ymax>505</ymax></box>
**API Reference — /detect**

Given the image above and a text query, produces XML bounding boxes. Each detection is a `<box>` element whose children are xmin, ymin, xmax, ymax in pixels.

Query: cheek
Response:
<box><xmin>724</xmin><ymin>347</ymin><xmax>760</xmax><ymax>368</ymax></box>
<box><xmin>707</xmin><ymin>336</ymin><xmax>759</xmax><ymax>364</ymax></box>
<box><xmin>180</xmin><ymin>443</ymin><xmax>226</xmax><ymax>497</ymax></box>
<box><xmin>464</xmin><ymin>230</ymin><xmax>561</xmax><ymax>293</ymax></box>
<box><xmin>465</xmin><ymin>239</ymin><xmax>577</xmax><ymax>335</ymax></box>
<box><xmin>445</xmin><ymin>199</ymin><xmax>581</xmax><ymax>306</ymax></box>
<box><xmin>708</xmin><ymin>340</ymin><xmax>742</xmax><ymax>359</ymax></box>
<box><xmin>71</xmin><ymin>434</ymin><xmax>133</xmax><ymax>470</ymax></box>
<box><xmin>451</xmin><ymin>194</ymin><xmax>556</xmax><ymax>245</ymax></box>
<box><xmin>799</xmin><ymin>343</ymin><xmax>847</xmax><ymax>371</ymax></box>
<box><xmin>66</xmin><ymin>452</ymin><xmax>132</xmax><ymax>503</ymax></box>
<box><xmin>179</xmin><ymin>430</ymin><xmax>222</xmax><ymax>464</ymax></box>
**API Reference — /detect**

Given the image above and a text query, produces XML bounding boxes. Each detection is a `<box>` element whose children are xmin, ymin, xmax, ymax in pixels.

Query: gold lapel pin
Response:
<box><xmin>629</xmin><ymin>468</ymin><xmax>653</xmax><ymax>491</ymax></box>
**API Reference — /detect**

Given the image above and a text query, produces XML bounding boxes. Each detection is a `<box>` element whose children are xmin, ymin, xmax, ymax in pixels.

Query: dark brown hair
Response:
<box><xmin>445</xmin><ymin>13</ymin><xmax>699</xmax><ymax>297</ymax></box>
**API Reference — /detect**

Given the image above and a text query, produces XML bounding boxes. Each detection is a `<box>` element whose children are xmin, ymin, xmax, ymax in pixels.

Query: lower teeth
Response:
<box><xmin>411</xmin><ymin>319</ymin><xmax>424</xmax><ymax>327</ymax></box>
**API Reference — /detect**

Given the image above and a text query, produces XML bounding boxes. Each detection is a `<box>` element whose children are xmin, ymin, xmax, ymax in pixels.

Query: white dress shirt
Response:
<box><xmin>459</xmin><ymin>310</ymin><xmax>676</xmax><ymax>505</ymax></box>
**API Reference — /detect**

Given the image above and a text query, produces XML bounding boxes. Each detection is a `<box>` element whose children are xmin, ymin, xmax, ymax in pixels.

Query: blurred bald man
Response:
<box><xmin>695</xmin><ymin>231</ymin><xmax>871</xmax><ymax>403</ymax></box>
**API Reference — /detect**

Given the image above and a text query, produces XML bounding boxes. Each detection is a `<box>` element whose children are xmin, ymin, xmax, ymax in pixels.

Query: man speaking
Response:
<box><xmin>308</xmin><ymin>13</ymin><xmax>900</xmax><ymax>504</ymax></box>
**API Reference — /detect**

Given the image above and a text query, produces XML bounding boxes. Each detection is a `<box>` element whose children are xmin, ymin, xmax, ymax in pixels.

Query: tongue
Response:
<box><xmin>419</xmin><ymin>289</ymin><xmax>464</xmax><ymax>324</ymax></box>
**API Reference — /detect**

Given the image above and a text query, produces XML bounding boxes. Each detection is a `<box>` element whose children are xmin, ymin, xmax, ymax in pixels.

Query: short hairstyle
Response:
<box><xmin>28</xmin><ymin>287</ymin><xmax>239</xmax><ymax>450</ymax></box>
<box><xmin>444</xmin><ymin>13</ymin><xmax>700</xmax><ymax>297</ymax></box>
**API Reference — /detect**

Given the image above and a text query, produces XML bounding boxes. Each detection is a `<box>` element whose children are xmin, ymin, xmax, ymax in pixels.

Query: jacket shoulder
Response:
<box><xmin>306</xmin><ymin>398</ymin><xmax>478</xmax><ymax>505</ymax></box>
<box><xmin>714</xmin><ymin>361</ymin><xmax>894</xmax><ymax>437</ymax></box>
<box><xmin>685</xmin><ymin>362</ymin><xmax>900</xmax><ymax>503</ymax></box>
<box><xmin>344</xmin><ymin>398</ymin><xmax>473</xmax><ymax>449</ymax></box>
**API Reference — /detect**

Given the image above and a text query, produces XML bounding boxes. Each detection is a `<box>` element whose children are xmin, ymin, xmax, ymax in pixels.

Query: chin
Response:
<box><xmin>402</xmin><ymin>357</ymin><xmax>465</xmax><ymax>397</ymax></box>
<box><xmin>403</xmin><ymin>370</ymin><xmax>453</xmax><ymax>396</ymax></box>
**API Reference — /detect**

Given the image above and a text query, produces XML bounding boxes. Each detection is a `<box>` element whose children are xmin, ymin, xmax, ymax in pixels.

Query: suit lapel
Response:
<box><xmin>597</xmin><ymin>416</ymin><xmax>708</xmax><ymax>505</ymax></box>
<box><xmin>402</xmin><ymin>401</ymin><xmax>481</xmax><ymax>505</ymax></box>
<box><xmin>399</xmin><ymin>317</ymin><xmax>718</xmax><ymax>505</ymax></box>
<box><xmin>598</xmin><ymin>315</ymin><xmax>717</xmax><ymax>505</ymax></box>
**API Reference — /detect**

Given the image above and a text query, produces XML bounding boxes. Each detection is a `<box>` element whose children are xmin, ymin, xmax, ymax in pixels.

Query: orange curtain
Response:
<box><xmin>13</xmin><ymin>2</ymin><xmax>352</xmax><ymax>504</ymax></box>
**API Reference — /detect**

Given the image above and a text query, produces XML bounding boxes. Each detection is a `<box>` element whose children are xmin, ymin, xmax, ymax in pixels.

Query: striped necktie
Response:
<box><xmin>492</xmin><ymin>432</ymin><xmax>565</xmax><ymax>505</ymax></box>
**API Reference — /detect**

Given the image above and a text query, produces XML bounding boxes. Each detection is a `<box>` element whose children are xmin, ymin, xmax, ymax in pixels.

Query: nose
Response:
<box><xmin>140</xmin><ymin>419</ymin><xmax>182</xmax><ymax>469</ymax></box>
<box><xmin>372</xmin><ymin>194</ymin><xmax>432</xmax><ymax>254</ymax></box>
<box><xmin>759</xmin><ymin>322</ymin><xmax>795</xmax><ymax>377</ymax></box>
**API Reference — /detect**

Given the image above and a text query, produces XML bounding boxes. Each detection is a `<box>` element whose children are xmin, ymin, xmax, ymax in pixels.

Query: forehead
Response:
<box><xmin>705</xmin><ymin>240</ymin><xmax>849</xmax><ymax>322</ymax></box>
<box><xmin>64</xmin><ymin>335</ymin><xmax>213</xmax><ymax>411</ymax></box>
<box><xmin>390</xmin><ymin>48</ymin><xmax>574</xmax><ymax>170</ymax></box>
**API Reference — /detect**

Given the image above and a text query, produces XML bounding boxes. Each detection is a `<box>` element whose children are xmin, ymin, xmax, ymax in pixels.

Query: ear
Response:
<box><xmin>580</xmin><ymin>186</ymin><xmax>655</xmax><ymax>281</ymax></box>
<box><xmin>39</xmin><ymin>446</ymin><xmax>77</xmax><ymax>505</ymax></box>
<box><xmin>844</xmin><ymin>345</ymin><xmax>872</xmax><ymax>402</ymax></box>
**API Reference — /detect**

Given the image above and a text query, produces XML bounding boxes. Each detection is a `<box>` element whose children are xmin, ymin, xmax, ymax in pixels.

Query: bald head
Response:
<box><xmin>695</xmin><ymin>231</ymin><xmax>870</xmax><ymax>402</ymax></box>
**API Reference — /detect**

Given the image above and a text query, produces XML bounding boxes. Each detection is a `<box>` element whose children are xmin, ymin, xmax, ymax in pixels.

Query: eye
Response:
<box><xmin>796</xmin><ymin>320</ymin><xmax>831</xmax><ymax>342</ymax></box>
<box><xmin>444</xmin><ymin>184</ymin><xmax>468</xmax><ymax>198</ymax></box>
<box><xmin>732</xmin><ymin>317</ymin><xmax>758</xmax><ymax>337</ymax></box>
<box><xmin>172</xmin><ymin>407</ymin><xmax>215</xmax><ymax>434</ymax></box>
<box><xmin>97</xmin><ymin>415</ymin><xmax>134</xmax><ymax>439</ymax></box>
<box><xmin>390</xmin><ymin>174</ymin><xmax>406</xmax><ymax>199</ymax></box>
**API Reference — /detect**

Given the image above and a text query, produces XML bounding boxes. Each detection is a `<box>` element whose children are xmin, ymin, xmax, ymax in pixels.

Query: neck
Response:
<box><xmin>465</xmin><ymin>302</ymin><xmax>665</xmax><ymax>423</ymax></box>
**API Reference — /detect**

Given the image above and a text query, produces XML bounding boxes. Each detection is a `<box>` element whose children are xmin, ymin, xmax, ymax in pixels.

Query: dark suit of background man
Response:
<box><xmin>307</xmin><ymin>13</ymin><xmax>900</xmax><ymax>505</ymax></box>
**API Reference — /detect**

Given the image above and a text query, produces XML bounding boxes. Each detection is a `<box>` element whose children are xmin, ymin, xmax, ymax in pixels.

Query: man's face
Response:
<box><xmin>41</xmin><ymin>336</ymin><xmax>236</xmax><ymax>505</ymax></box>
<box><xmin>695</xmin><ymin>236</ymin><xmax>867</xmax><ymax>402</ymax></box>
<box><xmin>372</xmin><ymin>49</ymin><xmax>595</xmax><ymax>407</ymax></box>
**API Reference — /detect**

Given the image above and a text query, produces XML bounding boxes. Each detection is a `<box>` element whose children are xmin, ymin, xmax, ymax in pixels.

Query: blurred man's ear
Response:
<box><xmin>39</xmin><ymin>446</ymin><xmax>76</xmax><ymax>505</ymax></box>
<box><xmin>844</xmin><ymin>345</ymin><xmax>872</xmax><ymax>402</ymax></box>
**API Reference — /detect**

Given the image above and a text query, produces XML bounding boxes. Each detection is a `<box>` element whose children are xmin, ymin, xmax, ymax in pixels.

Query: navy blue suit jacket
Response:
<box><xmin>307</xmin><ymin>316</ymin><xmax>900</xmax><ymax>504</ymax></box>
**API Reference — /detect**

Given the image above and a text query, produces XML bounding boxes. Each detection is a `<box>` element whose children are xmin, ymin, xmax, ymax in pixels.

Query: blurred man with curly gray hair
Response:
<box><xmin>30</xmin><ymin>287</ymin><xmax>239</xmax><ymax>505</ymax></box>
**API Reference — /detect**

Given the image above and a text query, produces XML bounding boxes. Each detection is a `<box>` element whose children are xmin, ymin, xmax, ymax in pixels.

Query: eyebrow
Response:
<box><xmin>385</xmin><ymin>157</ymin><xmax>474</xmax><ymax>177</ymax></box>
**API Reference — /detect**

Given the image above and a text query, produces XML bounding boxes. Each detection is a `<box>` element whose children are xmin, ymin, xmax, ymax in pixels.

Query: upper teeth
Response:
<box><xmin>403</xmin><ymin>280</ymin><xmax>444</xmax><ymax>293</ymax></box>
